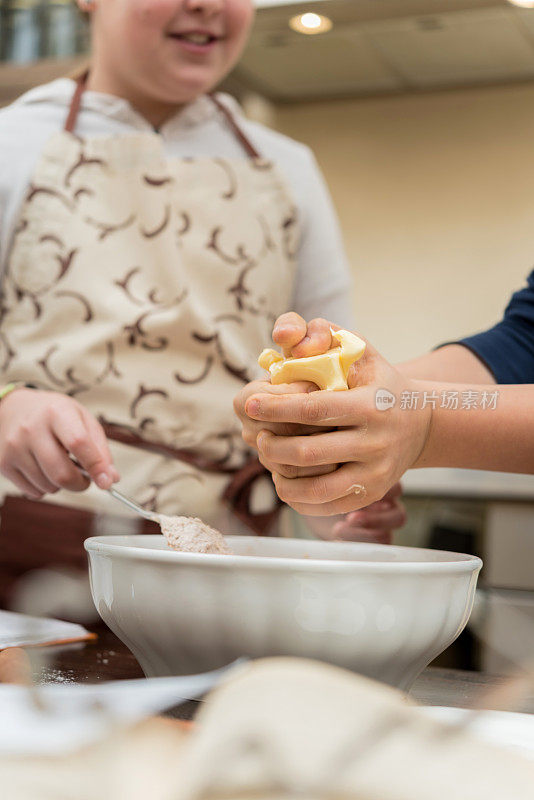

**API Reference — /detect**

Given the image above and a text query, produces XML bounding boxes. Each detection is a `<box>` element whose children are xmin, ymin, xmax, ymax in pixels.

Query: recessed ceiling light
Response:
<box><xmin>507</xmin><ymin>0</ymin><xmax>534</xmax><ymax>6</ymax></box>
<box><xmin>289</xmin><ymin>12</ymin><xmax>333</xmax><ymax>35</ymax></box>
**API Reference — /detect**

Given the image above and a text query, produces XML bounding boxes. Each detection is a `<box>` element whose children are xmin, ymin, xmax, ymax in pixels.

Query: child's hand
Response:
<box><xmin>245</xmin><ymin>337</ymin><xmax>431</xmax><ymax>516</ymax></box>
<box><xmin>302</xmin><ymin>483</ymin><xmax>405</xmax><ymax>545</ymax></box>
<box><xmin>329</xmin><ymin>483</ymin><xmax>406</xmax><ymax>543</ymax></box>
<box><xmin>0</xmin><ymin>389</ymin><xmax>119</xmax><ymax>499</ymax></box>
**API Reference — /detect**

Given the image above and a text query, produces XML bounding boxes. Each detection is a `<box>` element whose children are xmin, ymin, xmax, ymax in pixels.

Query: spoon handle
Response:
<box><xmin>107</xmin><ymin>485</ymin><xmax>160</xmax><ymax>523</ymax></box>
<box><xmin>71</xmin><ymin>458</ymin><xmax>160</xmax><ymax>524</ymax></box>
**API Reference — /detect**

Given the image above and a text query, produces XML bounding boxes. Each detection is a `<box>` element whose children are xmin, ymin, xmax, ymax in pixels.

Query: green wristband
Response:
<box><xmin>0</xmin><ymin>382</ymin><xmax>32</xmax><ymax>402</ymax></box>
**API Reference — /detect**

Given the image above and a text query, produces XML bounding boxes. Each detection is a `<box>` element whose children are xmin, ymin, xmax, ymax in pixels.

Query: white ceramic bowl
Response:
<box><xmin>85</xmin><ymin>535</ymin><xmax>482</xmax><ymax>689</ymax></box>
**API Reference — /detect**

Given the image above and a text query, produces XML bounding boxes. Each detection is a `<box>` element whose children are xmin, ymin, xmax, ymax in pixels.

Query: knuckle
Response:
<box><xmin>373</xmin><ymin>458</ymin><xmax>394</xmax><ymax>484</ymax></box>
<box><xmin>257</xmin><ymin>454</ymin><xmax>272</xmax><ymax>472</ymax></box>
<box><xmin>49</xmin><ymin>397</ymin><xmax>72</xmax><ymax>417</ymax></box>
<box><xmin>65</xmin><ymin>433</ymin><xmax>87</xmax><ymax>452</ymax></box>
<box><xmin>233</xmin><ymin>392</ymin><xmax>246</xmax><ymax>418</ymax></box>
<box><xmin>309</xmin><ymin>317</ymin><xmax>328</xmax><ymax>329</ymax></box>
<box><xmin>51</xmin><ymin>465</ymin><xmax>76</xmax><ymax>486</ymax></box>
<box><xmin>370</xmin><ymin>444</ymin><xmax>388</xmax><ymax>464</ymax></box>
<box><xmin>295</xmin><ymin>441</ymin><xmax>310</xmax><ymax>465</ymax></box>
<box><xmin>302</xmin><ymin>395</ymin><xmax>325</xmax><ymax>424</ymax></box>
<box><xmin>18</xmin><ymin>422</ymin><xmax>32</xmax><ymax>438</ymax></box>
<box><xmin>4</xmin><ymin>435</ymin><xmax>21</xmax><ymax>454</ymax></box>
<box><xmin>309</xmin><ymin>475</ymin><xmax>329</xmax><ymax>502</ymax></box>
<box><xmin>371</xmin><ymin>432</ymin><xmax>389</xmax><ymax>454</ymax></box>
<box><xmin>279</xmin><ymin>463</ymin><xmax>299</xmax><ymax>479</ymax></box>
<box><xmin>256</xmin><ymin>434</ymin><xmax>271</xmax><ymax>458</ymax></box>
<box><xmin>241</xmin><ymin>428</ymin><xmax>257</xmax><ymax>449</ymax></box>
<box><xmin>272</xmin><ymin>476</ymin><xmax>289</xmax><ymax>503</ymax></box>
<box><xmin>370</xmin><ymin>480</ymin><xmax>386</xmax><ymax>502</ymax></box>
<box><xmin>299</xmin><ymin>442</ymin><xmax>324</xmax><ymax>466</ymax></box>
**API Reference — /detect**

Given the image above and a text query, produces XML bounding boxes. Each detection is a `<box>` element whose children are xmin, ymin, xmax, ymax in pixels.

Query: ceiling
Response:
<box><xmin>228</xmin><ymin>0</ymin><xmax>534</xmax><ymax>102</ymax></box>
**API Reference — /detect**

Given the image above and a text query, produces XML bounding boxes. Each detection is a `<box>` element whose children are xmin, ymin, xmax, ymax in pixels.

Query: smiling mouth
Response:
<box><xmin>168</xmin><ymin>32</ymin><xmax>219</xmax><ymax>45</ymax></box>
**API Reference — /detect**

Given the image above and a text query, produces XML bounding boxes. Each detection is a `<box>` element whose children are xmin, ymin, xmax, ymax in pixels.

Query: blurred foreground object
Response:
<box><xmin>2</xmin><ymin>658</ymin><xmax>534</xmax><ymax>799</ymax></box>
<box><xmin>0</xmin><ymin>610</ymin><xmax>94</xmax><ymax>650</ymax></box>
<box><xmin>0</xmin><ymin>648</ymin><xmax>31</xmax><ymax>685</ymax></box>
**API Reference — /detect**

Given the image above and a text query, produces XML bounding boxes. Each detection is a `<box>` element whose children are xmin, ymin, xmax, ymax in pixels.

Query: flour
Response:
<box><xmin>159</xmin><ymin>515</ymin><xmax>232</xmax><ymax>555</ymax></box>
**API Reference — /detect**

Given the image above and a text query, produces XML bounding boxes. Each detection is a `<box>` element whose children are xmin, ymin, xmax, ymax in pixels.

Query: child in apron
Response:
<box><xmin>0</xmin><ymin>0</ymin><xmax>396</xmax><ymax>611</ymax></box>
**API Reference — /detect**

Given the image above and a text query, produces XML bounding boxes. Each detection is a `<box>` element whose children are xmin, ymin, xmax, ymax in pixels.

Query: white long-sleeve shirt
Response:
<box><xmin>0</xmin><ymin>80</ymin><xmax>355</xmax><ymax>328</ymax></box>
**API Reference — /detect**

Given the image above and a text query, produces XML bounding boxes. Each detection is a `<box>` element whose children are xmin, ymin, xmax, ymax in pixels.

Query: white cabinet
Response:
<box><xmin>480</xmin><ymin>589</ymin><xmax>534</xmax><ymax>674</ymax></box>
<box><xmin>485</xmin><ymin>504</ymin><xmax>534</xmax><ymax>591</ymax></box>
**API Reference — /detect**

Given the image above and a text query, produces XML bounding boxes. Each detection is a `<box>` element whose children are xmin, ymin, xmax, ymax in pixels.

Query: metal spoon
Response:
<box><xmin>106</xmin><ymin>484</ymin><xmax>160</xmax><ymax>524</ymax></box>
<box><xmin>73</xmin><ymin>460</ymin><xmax>160</xmax><ymax>524</ymax></box>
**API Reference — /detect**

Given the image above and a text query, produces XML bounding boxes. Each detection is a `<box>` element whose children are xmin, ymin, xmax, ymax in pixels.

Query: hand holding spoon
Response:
<box><xmin>73</xmin><ymin>460</ymin><xmax>231</xmax><ymax>553</ymax></box>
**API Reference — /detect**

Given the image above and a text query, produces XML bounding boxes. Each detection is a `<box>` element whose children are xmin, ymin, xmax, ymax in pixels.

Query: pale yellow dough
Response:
<box><xmin>258</xmin><ymin>328</ymin><xmax>366</xmax><ymax>391</ymax></box>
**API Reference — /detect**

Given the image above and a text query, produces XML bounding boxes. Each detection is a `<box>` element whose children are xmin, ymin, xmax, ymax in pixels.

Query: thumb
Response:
<box><xmin>245</xmin><ymin>380</ymin><xmax>316</xmax><ymax>417</ymax></box>
<box><xmin>347</xmin><ymin>334</ymin><xmax>381</xmax><ymax>389</ymax></box>
<box><xmin>263</xmin><ymin>380</ymin><xmax>318</xmax><ymax>396</ymax></box>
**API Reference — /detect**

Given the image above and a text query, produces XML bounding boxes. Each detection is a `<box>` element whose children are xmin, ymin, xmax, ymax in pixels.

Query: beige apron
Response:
<box><xmin>0</xmin><ymin>75</ymin><xmax>299</xmax><ymax>528</ymax></box>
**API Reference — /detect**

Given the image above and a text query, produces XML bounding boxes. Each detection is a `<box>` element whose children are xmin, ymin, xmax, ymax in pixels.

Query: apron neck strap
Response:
<box><xmin>64</xmin><ymin>69</ymin><xmax>89</xmax><ymax>134</ymax></box>
<box><xmin>209</xmin><ymin>94</ymin><xmax>261</xmax><ymax>160</ymax></box>
<box><xmin>64</xmin><ymin>73</ymin><xmax>261</xmax><ymax>161</ymax></box>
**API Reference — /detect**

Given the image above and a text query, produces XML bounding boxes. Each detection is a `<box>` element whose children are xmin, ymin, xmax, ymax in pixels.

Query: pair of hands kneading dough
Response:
<box><xmin>259</xmin><ymin>327</ymin><xmax>367</xmax><ymax>392</ymax></box>
<box><xmin>238</xmin><ymin>314</ymin><xmax>428</xmax><ymax>520</ymax></box>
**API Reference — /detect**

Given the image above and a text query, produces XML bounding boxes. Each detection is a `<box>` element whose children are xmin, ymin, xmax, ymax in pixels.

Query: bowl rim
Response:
<box><xmin>84</xmin><ymin>535</ymin><xmax>483</xmax><ymax>574</ymax></box>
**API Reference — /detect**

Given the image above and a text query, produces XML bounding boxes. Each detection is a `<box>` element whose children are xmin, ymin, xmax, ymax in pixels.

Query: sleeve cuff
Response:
<box><xmin>438</xmin><ymin>320</ymin><xmax>534</xmax><ymax>384</ymax></box>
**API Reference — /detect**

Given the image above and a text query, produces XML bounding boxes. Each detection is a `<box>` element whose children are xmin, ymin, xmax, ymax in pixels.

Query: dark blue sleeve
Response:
<box><xmin>451</xmin><ymin>271</ymin><xmax>534</xmax><ymax>384</ymax></box>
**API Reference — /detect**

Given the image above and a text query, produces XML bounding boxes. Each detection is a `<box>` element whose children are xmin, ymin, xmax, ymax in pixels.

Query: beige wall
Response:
<box><xmin>273</xmin><ymin>83</ymin><xmax>534</xmax><ymax>363</ymax></box>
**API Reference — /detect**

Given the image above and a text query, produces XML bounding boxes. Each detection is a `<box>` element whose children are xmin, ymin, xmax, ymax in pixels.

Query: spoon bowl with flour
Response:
<box><xmin>79</xmin><ymin>463</ymin><xmax>233</xmax><ymax>555</ymax></box>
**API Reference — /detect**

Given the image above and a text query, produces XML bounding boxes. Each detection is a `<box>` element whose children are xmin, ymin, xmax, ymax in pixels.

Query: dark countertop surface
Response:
<box><xmin>24</xmin><ymin>627</ymin><xmax>534</xmax><ymax>717</ymax></box>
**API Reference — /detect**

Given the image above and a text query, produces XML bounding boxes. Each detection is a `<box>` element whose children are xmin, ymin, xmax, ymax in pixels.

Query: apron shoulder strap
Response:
<box><xmin>64</xmin><ymin>75</ymin><xmax>262</xmax><ymax>161</ymax></box>
<box><xmin>64</xmin><ymin>69</ymin><xmax>89</xmax><ymax>134</ymax></box>
<box><xmin>209</xmin><ymin>94</ymin><xmax>261</xmax><ymax>160</ymax></box>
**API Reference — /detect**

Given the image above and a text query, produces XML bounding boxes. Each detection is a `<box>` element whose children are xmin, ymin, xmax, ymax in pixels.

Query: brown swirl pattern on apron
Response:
<box><xmin>0</xmin><ymin>74</ymin><xmax>299</xmax><ymax>609</ymax></box>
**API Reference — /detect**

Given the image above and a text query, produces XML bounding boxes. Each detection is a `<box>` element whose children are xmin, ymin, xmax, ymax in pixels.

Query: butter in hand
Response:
<box><xmin>258</xmin><ymin>329</ymin><xmax>366</xmax><ymax>391</ymax></box>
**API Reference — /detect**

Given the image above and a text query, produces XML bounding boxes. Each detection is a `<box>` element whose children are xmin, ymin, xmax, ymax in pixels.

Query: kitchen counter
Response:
<box><xmin>25</xmin><ymin>627</ymin><xmax>534</xmax><ymax>716</ymax></box>
<box><xmin>402</xmin><ymin>468</ymin><xmax>534</xmax><ymax>501</ymax></box>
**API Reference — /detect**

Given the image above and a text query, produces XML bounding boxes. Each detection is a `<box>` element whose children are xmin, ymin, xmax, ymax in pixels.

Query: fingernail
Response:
<box><xmin>111</xmin><ymin>468</ymin><xmax>120</xmax><ymax>483</ymax></box>
<box><xmin>246</xmin><ymin>399</ymin><xmax>260</xmax><ymax>417</ymax></box>
<box><xmin>96</xmin><ymin>472</ymin><xmax>112</xmax><ymax>490</ymax></box>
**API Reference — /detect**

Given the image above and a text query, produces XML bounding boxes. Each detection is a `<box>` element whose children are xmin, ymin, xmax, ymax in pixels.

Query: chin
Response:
<box><xmin>163</xmin><ymin>65</ymin><xmax>225</xmax><ymax>102</ymax></box>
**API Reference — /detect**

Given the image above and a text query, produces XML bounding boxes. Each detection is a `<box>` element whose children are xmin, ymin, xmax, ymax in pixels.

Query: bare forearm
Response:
<box><xmin>399</xmin><ymin>345</ymin><xmax>495</xmax><ymax>384</ymax></box>
<box><xmin>414</xmin><ymin>382</ymin><xmax>534</xmax><ymax>473</ymax></box>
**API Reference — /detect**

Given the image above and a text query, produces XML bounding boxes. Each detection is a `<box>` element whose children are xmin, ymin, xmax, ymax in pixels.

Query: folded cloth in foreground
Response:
<box><xmin>0</xmin><ymin>610</ymin><xmax>95</xmax><ymax>650</ymax></box>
